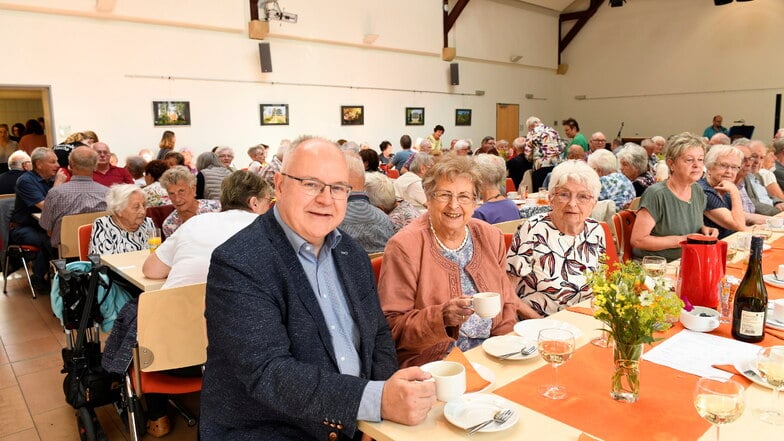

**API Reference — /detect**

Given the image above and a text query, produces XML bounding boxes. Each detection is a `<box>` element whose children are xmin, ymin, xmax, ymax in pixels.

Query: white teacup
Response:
<box><xmin>420</xmin><ymin>361</ymin><xmax>465</xmax><ymax>402</ymax></box>
<box><xmin>774</xmin><ymin>299</ymin><xmax>784</xmax><ymax>322</ymax></box>
<box><xmin>507</xmin><ymin>192</ymin><xmax>519</xmax><ymax>200</ymax></box>
<box><xmin>473</xmin><ymin>292</ymin><xmax>502</xmax><ymax>319</ymax></box>
<box><xmin>767</xmin><ymin>217</ymin><xmax>784</xmax><ymax>229</ymax></box>
<box><xmin>776</xmin><ymin>264</ymin><xmax>784</xmax><ymax>281</ymax></box>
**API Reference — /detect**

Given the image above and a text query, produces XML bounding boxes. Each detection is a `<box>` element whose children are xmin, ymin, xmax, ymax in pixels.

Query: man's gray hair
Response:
<box><xmin>731</xmin><ymin>137</ymin><xmax>751</xmax><ymax>147</ymax></box>
<box><xmin>409</xmin><ymin>152</ymin><xmax>433</xmax><ymax>175</ymax></box>
<box><xmin>8</xmin><ymin>150</ymin><xmax>30</xmax><ymax>170</ymax></box>
<box><xmin>454</xmin><ymin>140</ymin><xmax>471</xmax><ymax>151</ymax></box>
<box><xmin>525</xmin><ymin>116</ymin><xmax>541</xmax><ymax>130</ymax></box>
<box><xmin>30</xmin><ymin>147</ymin><xmax>52</xmax><ymax>170</ymax></box>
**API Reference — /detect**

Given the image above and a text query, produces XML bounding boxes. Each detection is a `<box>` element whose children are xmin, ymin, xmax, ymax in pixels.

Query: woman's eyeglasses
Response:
<box><xmin>551</xmin><ymin>191</ymin><xmax>594</xmax><ymax>205</ymax></box>
<box><xmin>430</xmin><ymin>190</ymin><xmax>477</xmax><ymax>205</ymax></box>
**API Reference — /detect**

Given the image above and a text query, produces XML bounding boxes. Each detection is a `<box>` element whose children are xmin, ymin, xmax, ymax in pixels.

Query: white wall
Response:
<box><xmin>0</xmin><ymin>0</ymin><xmax>562</xmax><ymax>161</ymax></box>
<box><xmin>560</xmin><ymin>0</ymin><xmax>784</xmax><ymax>140</ymax></box>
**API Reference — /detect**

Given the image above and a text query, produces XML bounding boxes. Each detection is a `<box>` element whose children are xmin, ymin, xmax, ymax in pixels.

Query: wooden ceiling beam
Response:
<box><xmin>558</xmin><ymin>0</ymin><xmax>602</xmax><ymax>64</ymax></box>
<box><xmin>443</xmin><ymin>0</ymin><xmax>471</xmax><ymax>48</ymax></box>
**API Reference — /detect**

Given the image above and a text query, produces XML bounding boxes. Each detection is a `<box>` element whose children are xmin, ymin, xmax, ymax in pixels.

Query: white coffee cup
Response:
<box><xmin>420</xmin><ymin>361</ymin><xmax>465</xmax><ymax>402</ymax></box>
<box><xmin>777</xmin><ymin>265</ymin><xmax>784</xmax><ymax>281</ymax></box>
<box><xmin>507</xmin><ymin>192</ymin><xmax>519</xmax><ymax>200</ymax></box>
<box><xmin>767</xmin><ymin>217</ymin><xmax>784</xmax><ymax>229</ymax></box>
<box><xmin>473</xmin><ymin>292</ymin><xmax>502</xmax><ymax>319</ymax></box>
<box><xmin>774</xmin><ymin>299</ymin><xmax>784</xmax><ymax>322</ymax></box>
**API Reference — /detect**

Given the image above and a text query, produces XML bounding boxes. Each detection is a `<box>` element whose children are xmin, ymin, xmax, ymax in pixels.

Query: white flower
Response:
<box><xmin>639</xmin><ymin>291</ymin><xmax>654</xmax><ymax>307</ymax></box>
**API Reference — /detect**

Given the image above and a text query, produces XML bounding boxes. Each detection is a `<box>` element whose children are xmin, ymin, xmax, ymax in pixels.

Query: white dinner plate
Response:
<box><xmin>470</xmin><ymin>362</ymin><xmax>495</xmax><ymax>393</ymax></box>
<box><xmin>481</xmin><ymin>335</ymin><xmax>538</xmax><ymax>360</ymax></box>
<box><xmin>763</xmin><ymin>274</ymin><xmax>784</xmax><ymax>288</ymax></box>
<box><xmin>443</xmin><ymin>393</ymin><xmax>520</xmax><ymax>433</ymax></box>
<box><xmin>766</xmin><ymin>302</ymin><xmax>784</xmax><ymax>330</ymax></box>
<box><xmin>513</xmin><ymin>318</ymin><xmax>582</xmax><ymax>340</ymax></box>
<box><xmin>733</xmin><ymin>358</ymin><xmax>775</xmax><ymax>390</ymax></box>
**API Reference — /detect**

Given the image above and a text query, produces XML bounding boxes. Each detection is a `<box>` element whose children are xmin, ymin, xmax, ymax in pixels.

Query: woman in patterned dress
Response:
<box><xmin>89</xmin><ymin>184</ymin><xmax>154</xmax><ymax>255</ymax></box>
<box><xmin>506</xmin><ymin>160</ymin><xmax>606</xmax><ymax>317</ymax></box>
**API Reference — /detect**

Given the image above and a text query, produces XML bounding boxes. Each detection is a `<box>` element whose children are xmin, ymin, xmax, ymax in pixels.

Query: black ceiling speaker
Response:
<box><xmin>714</xmin><ymin>0</ymin><xmax>733</xmax><ymax>4</ymax></box>
<box><xmin>259</xmin><ymin>42</ymin><xmax>272</xmax><ymax>73</ymax></box>
<box><xmin>450</xmin><ymin>63</ymin><xmax>459</xmax><ymax>86</ymax></box>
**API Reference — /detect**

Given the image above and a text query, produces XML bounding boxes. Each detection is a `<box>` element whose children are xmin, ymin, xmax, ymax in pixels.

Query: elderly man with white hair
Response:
<box><xmin>454</xmin><ymin>139</ymin><xmax>471</xmax><ymax>156</ymax></box>
<box><xmin>0</xmin><ymin>150</ymin><xmax>31</xmax><ymax>194</ymax></box>
<box><xmin>523</xmin><ymin>116</ymin><xmax>564</xmax><ymax>191</ymax></box>
<box><xmin>588</xmin><ymin>149</ymin><xmax>635</xmax><ymax>211</ymax></box>
<box><xmin>394</xmin><ymin>152</ymin><xmax>432</xmax><ymax>212</ymax></box>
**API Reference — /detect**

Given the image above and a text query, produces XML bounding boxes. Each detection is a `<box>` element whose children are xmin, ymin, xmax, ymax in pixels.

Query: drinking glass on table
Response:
<box><xmin>537</xmin><ymin>188</ymin><xmax>549</xmax><ymax>206</ymax></box>
<box><xmin>537</xmin><ymin>328</ymin><xmax>575</xmax><ymax>400</ymax></box>
<box><xmin>756</xmin><ymin>346</ymin><xmax>784</xmax><ymax>425</ymax></box>
<box><xmin>147</xmin><ymin>227</ymin><xmax>162</xmax><ymax>252</ymax></box>
<box><xmin>642</xmin><ymin>256</ymin><xmax>667</xmax><ymax>279</ymax></box>
<box><xmin>693</xmin><ymin>377</ymin><xmax>745</xmax><ymax>441</ymax></box>
<box><xmin>590</xmin><ymin>296</ymin><xmax>609</xmax><ymax>348</ymax></box>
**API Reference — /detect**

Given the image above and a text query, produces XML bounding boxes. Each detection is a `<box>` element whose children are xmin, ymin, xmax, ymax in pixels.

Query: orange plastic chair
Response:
<box><xmin>599</xmin><ymin>221</ymin><xmax>620</xmax><ymax>270</ymax></box>
<box><xmin>371</xmin><ymin>255</ymin><xmax>383</xmax><ymax>285</ymax></box>
<box><xmin>503</xmin><ymin>233</ymin><xmax>513</xmax><ymax>251</ymax></box>
<box><xmin>387</xmin><ymin>169</ymin><xmax>399</xmax><ymax>179</ymax></box>
<box><xmin>77</xmin><ymin>224</ymin><xmax>92</xmax><ymax>261</ymax></box>
<box><xmin>612</xmin><ymin>210</ymin><xmax>637</xmax><ymax>263</ymax></box>
<box><xmin>505</xmin><ymin>178</ymin><xmax>515</xmax><ymax>194</ymax></box>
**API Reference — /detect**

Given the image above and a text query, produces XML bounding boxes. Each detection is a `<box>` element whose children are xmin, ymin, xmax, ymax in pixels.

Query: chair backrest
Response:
<box><xmin>77</xmin><ymin>224</ymin><xmax>92</xmax><ymax>261</ymax></box>
<box><xmin>628</xmin><ymin>197</ymin><xmax>641</xmax><ymax>211</ymax></box>
<box><xmin>0</xmin><ymin>194</ymin><xmax>15</xmax><ymax>200</ymax></box>
<box><xmin>599</xmin><ymin>221</ymin><xmax>620</xmax><ymax>270</ymax></box>
<box><xmin>503</xmin><ymin>233</ymin><xmax>513</xmax><ymax>251</ymax></box>
<box><xmin>0</xmin><ymin>197</ymin><xmax>15</xmax><ymax>265</ymax></box>
<box><xmin>371</xmin><ymin>256</ymin><xmax>383</xmax><ymax>285</ymax></box>
<box><xmin>520</xmin><ymin>169</ymin><xmax>533</xmax><ymax>193</ymax></box>
<box><xmin>612</xmin><ymin>210</ymin><xmax>637</xmax><ymax>263</ymax></box>
<box><xmin>505</xmin><ymin>178</ymin><xmax>515</xmax><ymax>194</ymax></box>
<box><xmin>145</xmin><ymin>205</ymin><xmax>175</xmax><ymax>236</ymax></box>
<box><xmin>387</xmin><ymin>169</ymin><xmax>399</xmax><ymax>179</ymax></box>
<box><xmin>59</xmin><ymin>211</ymin><xmax>108</xmax><ymax>259</ymax></box>
<box><xmin>493</xmin><ymin>219</ymin><xmax>522</xmax><ymax>234</ymax></box>
<box><xmin>136</xmin><ymin>283</ymin><xmax>207</xmax><ymax>372</ymax></box>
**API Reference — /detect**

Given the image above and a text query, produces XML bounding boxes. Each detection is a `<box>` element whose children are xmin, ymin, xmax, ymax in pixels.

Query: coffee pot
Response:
<box><xmin>676</xmin><ymin>234</ymin><xmax>727</xmax><ymax>309</ymax></box>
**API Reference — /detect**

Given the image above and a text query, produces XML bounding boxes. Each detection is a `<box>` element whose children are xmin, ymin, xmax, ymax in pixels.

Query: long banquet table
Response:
<box><xmin>100</xmin><ymin>249</ymin><xmax>165</xmax><ymax>292</ymax></box>
<box><xmin>359</xmin><ymin>224</ymin><xmax>784</xmax><ymax>441</ymax></box>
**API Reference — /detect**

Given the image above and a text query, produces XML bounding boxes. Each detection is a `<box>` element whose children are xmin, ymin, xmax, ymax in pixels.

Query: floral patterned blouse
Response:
<box><xmin>388</xmin><ymin>200</ymin><xmax>421</xmax><ymax>232</ymax></box>
<box><xmin>142</xmin><ymin>181</ymin><xmax>171</xmax><ymax>207</ymax></box>
<box><xmin>523</xmin><ymin>123</ymin><xmax>564</xmax><ymax>170</ymax></box>
<box><xmin>506</xmin><ymin>212</ymin><xmax>606</xmax><ymax>317</ymax></box>
<box><xmin>599</xmin><ymin>172</ymin><xmax>636</xmax><ymax>211</ymax></box>
<box><xmin>161</xmin><ymin>199</ymin><xmax>221</xmax><ymax>237</ymax></box>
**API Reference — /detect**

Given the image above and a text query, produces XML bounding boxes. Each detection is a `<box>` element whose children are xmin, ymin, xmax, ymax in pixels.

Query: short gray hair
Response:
<box><xmin>616</xmin><ymin>143</ymin><xmax>649</xmax><ymax>176</ymax></box>
<box><xmin>8</xmin><ymin>150</ymin><xmax>30</xmax><ymax>170</ymax></box>
<box><xmin>196</xmin><ymin>152</ymin><xmax>221</xmax><ymax>171</ymax></box>
<box><xmin>705</xmin><ymin>145</ymin><xmax>742</xmax><ymax>169</ymax></box>
<box><xmin>365</xmin><ymin>172</ymin><xmax>396</xmax><ymax>212</ymax></box>
<box><xmin>525</xmin><ymin>116</ymin><xmax>541</xmax><ymax>130</ymax></box>
<box><xmin>586</xmin><ymin>149</ymin><xmax>618</xmax><ymax>175</ymax></box>
<box><xmin>160</xmin><ymin>165</ymin><xmax>196</xmax><ymax>190</ymax></box>
<box><xmin>106</xmin><ymin>184</ymin><xmax>144</xmax><ymax>216</ymax></box>
<box><xmin>731</xmin><ymin>137</ymin><xmax>751</xmax><ymax>147</ymax></box>
<box><xmin>548</xmin><ymin>160</ymin><xmax>601</xmax><ymax>198</ymax></box>
<box><xmin>473</xmin><ymin>153</ymin><xmax>507</xmax><ymax>191</ymax></box>
<box><xmin>454</xmin><ymin>140</ymin><xmax>471</xmax><ymax>151</ymax></box>
<box><xmin>30</xmin><ymin>147</ymin><xmax>52</xmax><ymax>170</ymax></box>
<box><xmin>409</xmin><ymin>152</ymin><xmax>433</xmax><ymax>175</ymax></box>
<box><xmin>665</xmin><ymin>132</ymin><xmax>707</xmax><ymax>163</ymax></box>
<box><xmin>344</xmin><ymin>152</ymin><xmax>365</xmax><ymax>185</ymax></box>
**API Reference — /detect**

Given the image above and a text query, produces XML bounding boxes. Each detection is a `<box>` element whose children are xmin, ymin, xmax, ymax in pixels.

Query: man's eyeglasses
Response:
<box><xmin>551</xmin><ymin>191</ymin><xmax>594</xmax><ymax>205</ymax></box>
<box><xmin>715</xmin><ymin>163</ymin><xmax>741</xmax><ymax>172</ymax></box>
<box><xmin>430</xmin><ymin>190</ymin><xmax>477</xmax><ymax>205</ymax></box>
<box><xmin>281</xmin><ymin>173</ymin><xmax>352</xmax><ymax>200</ymax></box>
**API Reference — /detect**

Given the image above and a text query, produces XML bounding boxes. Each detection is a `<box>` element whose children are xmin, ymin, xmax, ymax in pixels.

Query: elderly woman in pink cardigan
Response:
<box><xmin>378</xmin><ymin>155</ymin><xmax>530</xmax><ymax>368</ymax></box>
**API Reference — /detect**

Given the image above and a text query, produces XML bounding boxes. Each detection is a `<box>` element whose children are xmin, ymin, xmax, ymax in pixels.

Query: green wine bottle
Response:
<box><xmin>731</xmin><ymin>236</ymin><xmax>767</xmax><ymax>343</ymax></box>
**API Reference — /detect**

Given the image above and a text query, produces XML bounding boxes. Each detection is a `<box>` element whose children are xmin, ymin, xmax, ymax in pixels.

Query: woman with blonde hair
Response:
<box><xmin>156</xmin><ymin>130</ymin><xmax>176</xmax><ymax>160</ymax></box>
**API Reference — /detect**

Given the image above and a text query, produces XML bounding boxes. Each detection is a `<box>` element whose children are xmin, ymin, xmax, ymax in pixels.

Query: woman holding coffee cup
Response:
<box><xmin>379</xmin><ymin>155</ymin><xmax>525</xmax><ymax>368</ymax></box>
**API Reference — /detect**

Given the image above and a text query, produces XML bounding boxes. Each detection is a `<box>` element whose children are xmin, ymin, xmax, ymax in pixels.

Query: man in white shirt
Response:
<box><xmin>393</xmin><ymin>153</ymin><xmax>432</xmax><ymax>212</ymax></box>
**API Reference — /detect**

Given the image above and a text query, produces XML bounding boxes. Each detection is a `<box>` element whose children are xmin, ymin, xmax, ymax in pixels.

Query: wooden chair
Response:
<box><xmin>612</xmin><ymin>210</ymin><xmax>637</xmax><ymax>263</ymax></box>
<box><xmin>59</xmin><ymin>211</ymin><xmax>108</xmax><ymax>259</ymax></box>
<box><xmin>505</xmin><ymin>178</ymin><xmax>515</xmax><ymax>194</ymax></box>
<box><xmin>77</xmin><ymin>224</ymin><xmax>92</xmax><ymax>261</ymax></box>
<box><xmin>503</xmin><ymin>233</ymin><xmax>513</xmax><ymax>251</ymax></box>
<box><xmin>599</xmin><ymin>221</ymin><xmax>620</xmax><ymax>270</ymax></box>
<box><xmin>493</xmin><ymin>219</ymin><xmax>522</xmax><ymax>234</ymax></box>
<box><xmin>127</xmin><ymin>283</ymin><xmax>207</xmax><ymax>440</ymax></box>
<box><xmin>628</xmin><ymin>197</ymin><xmax>641</xmax><ymax>211</ymax></box>
<box><xmin>145</xmin><ymin>205</ymin><xmax>175</xmax><ymax>239</ymax></box>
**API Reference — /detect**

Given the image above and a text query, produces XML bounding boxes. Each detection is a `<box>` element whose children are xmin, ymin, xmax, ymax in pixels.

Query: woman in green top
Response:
<box><xmin>630</xmin><ymin>132</ymin><xmax>719</xmax><ymax>261</ymax></box>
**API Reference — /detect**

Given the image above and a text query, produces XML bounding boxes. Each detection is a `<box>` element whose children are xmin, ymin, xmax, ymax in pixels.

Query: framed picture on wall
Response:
<box><xmin>405</xmin><ymin>107</ymin><xmax>425</xmax><ymax>126</ymax></box>
<box><xmin>341</xmin><ymin>105</ymin><xmax>364</xmax><ymax>125</ymax></box>
<box><xmin>455</xmin><ymin>108</ymin><xmax>472</xmax><ymax>126</ymax></box>
<box><xmin>260</xmin><ymin>104</ymin><xmax>289</xmax><ymax>125</ymax></box>
<box><xmin>153</xmin><ymin>101</ymin><xmax>191</xmax><ymax>126</ymax></box>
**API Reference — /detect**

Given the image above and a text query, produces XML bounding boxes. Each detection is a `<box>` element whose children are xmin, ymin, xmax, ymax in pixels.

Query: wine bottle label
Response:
<box><xmin>737</xmin><ymin>310</ymin><xmax>765</xmax><ymax>336</ymax></box>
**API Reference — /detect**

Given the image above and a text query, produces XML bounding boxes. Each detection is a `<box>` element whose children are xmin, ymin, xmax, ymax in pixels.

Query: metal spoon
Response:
<box><xmin>497</xmin><ymin>345</ymin><xmax>536</xmax><ymax>359</ymax></box>
<box><xmin>466</xmin><ymin>408</ymin><xmax>513</xmax><ymax>434</ymax></box>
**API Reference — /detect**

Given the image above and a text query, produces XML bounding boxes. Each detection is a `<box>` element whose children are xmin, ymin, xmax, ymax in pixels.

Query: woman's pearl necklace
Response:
<box><xmin>430</xmin><ymin>221</ymin><xmax>470</xmax><ymax>252</ymax></box>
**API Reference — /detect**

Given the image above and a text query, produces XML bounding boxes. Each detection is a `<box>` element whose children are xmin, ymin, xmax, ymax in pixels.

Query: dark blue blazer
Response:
<box><xmin>199</xmin><ymin>211</ymin><xmax>398</xmax><ymax>440</ymax></box>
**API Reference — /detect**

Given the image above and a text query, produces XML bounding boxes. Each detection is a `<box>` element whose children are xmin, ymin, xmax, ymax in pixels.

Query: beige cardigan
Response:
<box><xmin>378</xmin><ymin>214</ymin><xmax>518</xmax><ymax>368</ymax></box>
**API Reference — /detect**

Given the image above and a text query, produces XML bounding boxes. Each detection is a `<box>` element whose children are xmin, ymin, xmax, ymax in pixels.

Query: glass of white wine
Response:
<box><xmin>693</xmin><ymin>377</ymin><xmax>746</xmax><ymax>441</ymax></box>
<box><xmin>756</xmin><ymin>346</ymin><xmax>784</xmax><ymax>425</ymax></box>
<box><xmin>642</xmin><ymin>256</ymin><xmax>667</xmax><ymax>279</ymax></box>
<box><xmin>537</xmin><ymin>328</ymin><xmax>575</xmax><ymax>400</ymax></box>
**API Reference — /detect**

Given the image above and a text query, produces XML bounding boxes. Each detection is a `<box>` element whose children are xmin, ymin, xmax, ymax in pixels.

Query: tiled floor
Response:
<box><xmin>0</xmin><ymin>273</ymin><xmax>198</xmax><ymax>440</ymax></box>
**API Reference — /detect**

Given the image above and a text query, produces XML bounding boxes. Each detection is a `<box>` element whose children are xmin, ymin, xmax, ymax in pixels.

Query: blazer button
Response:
<box><xmin>328</xmin><ymin>431</ymin><xmax>338</xmax><ymax>441</ymax></box>
<box><xmin>336</xmin><ymin>424</ymin><xmax>344</xmax><ymax>430</ymax></box>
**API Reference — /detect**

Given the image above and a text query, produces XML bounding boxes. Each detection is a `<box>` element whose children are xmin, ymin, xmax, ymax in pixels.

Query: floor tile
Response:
<box><xmin>33</xmin><ymin>405</ymin><xmax>80</xmax><ymax>441</ymax></box>
<box><xmin>0</xmin><ymin>364</ymin><xmax>16</xmax><ymax>389</ymax></box>
<box><xmin>12</xmin><ymin>352</ymin><xmax>63</xmax><ymax>377</ymax></box>
<box><xmin>0</xmin><ymin>428</ymin><xmax>40</xmax><ymax>441</ymax></box>
<box><xmin>4</xmin><ymin>335</ymin><xmax>61</xmax><ymax>363</ymax></box>
<box><xmin>0</xmin><ymin>384</ymin><xmax>35</xmax><ymax>438</ymax></box>
<box><xmin>0</xmin><ymin>345</ymin><xmax>8</xmax><ymax>366</ymax></box>
<box><xmin>18</xmin><ymin>368</ymin><xmax>68</xmax><ymax>415</ymax></box>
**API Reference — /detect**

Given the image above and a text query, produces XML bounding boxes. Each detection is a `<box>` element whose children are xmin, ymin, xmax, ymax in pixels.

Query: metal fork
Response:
<box><xmin>744</xmin><ymin>369</ymin><xmax>765</xmax><ymax>383</ymax></box>
<box><xmin>466</xmin><ymin>408</ymin><xmax>513</xmax><ymax>434</ymax></box>
<box><xmin>497</xmin><ymin>345</ymin><xmax>536</xmax><ymax>359</ymax></box>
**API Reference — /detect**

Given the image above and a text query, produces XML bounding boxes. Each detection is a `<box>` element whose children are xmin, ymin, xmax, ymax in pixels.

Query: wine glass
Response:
<box><xmin>590</xmin><ymin>296</ymin><xmax>609</xmax><ymax>348</ymax></box>
<box><xmin>537</xmin><ymin>328</ymin><xmax>575</xmax><ymax>400</ymax></box>
<box><xmin>756</xmin><ymin>346</ymin><xmax>784</xmax><ymax>425</ymax></box>
<box><xmin>642</xmin><ymin>256</ymin><xmax>667</xmax><ymax>280</ymax></box>
<box><xmin>693</xmin><ymin>377</ymin><xmax>745</xmax><ymax>441</ymax></box>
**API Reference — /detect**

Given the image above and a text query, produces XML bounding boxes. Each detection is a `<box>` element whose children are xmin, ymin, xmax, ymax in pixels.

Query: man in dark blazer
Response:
<box><xmin>200</xmin><ymin>137</ymin><xmax>436</xmax><ymax>440</ymax></box>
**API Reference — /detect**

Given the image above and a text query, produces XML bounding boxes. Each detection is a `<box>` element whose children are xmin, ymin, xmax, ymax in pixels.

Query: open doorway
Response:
<box><xmin>0</xmin><ymin>85</ymin><xmax>55</xmax><ymax>150</ymax></box>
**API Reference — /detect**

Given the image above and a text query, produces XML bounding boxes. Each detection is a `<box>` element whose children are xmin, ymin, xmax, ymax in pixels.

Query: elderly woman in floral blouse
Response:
<box><xmin>507</xmin><ymin>160</ymin><xmax>607</xmax><ymax>317</ymax></box>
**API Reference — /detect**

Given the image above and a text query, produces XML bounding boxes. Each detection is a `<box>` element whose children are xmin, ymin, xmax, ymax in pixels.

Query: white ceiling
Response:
<box><xmin>516</xmin><ymin>0</ymin><xmax>576</xmax><ymax>12</ymax></box>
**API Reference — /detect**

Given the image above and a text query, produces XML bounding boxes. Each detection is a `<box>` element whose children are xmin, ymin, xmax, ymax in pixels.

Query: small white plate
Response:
<box><xmin>470</xmin><ymin>362</ymin><xmax>495</xmax><ymax>393</ymax></box>
<box><xmin>481</xmin><ymin>335</ymin><xmax>538</xmax><ymax>360</ymax></box>
<box><xmin>766</xmin><ymin>303</ymin><xmax>784</xmax><ymax>330</ymax></box>
<box><xmin>443</xmin><ymin>394</ymin><xmax>520</xmax><ymax>433</ymax></box>
<box><xmin>734</xmin><ymin>358</ymin><xmax>774</xmax><ymax>390</ymax></box>
<box><xmin>513</xmin><ymin>318</ymin><xmax>582</xmax><ymax>340</ymax></box>
<box><xmin>763</xmin><ymin>274</ymin><xmax>784</xmax><ymax>288</ymax></box>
